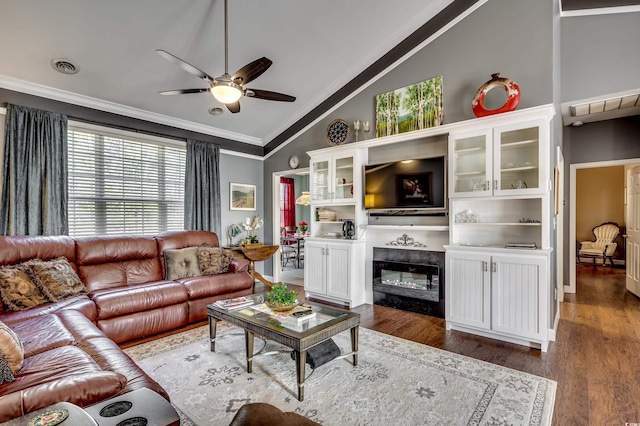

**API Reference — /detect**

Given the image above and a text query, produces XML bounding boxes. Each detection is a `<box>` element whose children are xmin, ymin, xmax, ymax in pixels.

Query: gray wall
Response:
<box><xmin>561</xmin><ymin>12</ymin><xmax>640</xmax><ymax>102</ymax></box>
<box><xmin>561</xmin><ymin>115</ymin><xmax>640</xmax><ymax>283</ymax></box>
<box><xmin>560</xmin><ymin>10</ymin><xmax>640</xmax><ymax>284</ymax></box>
<box><xmin>263</xmin><ymin>0</ymin><xmax>555</xmax><ymax>271</ymax></box>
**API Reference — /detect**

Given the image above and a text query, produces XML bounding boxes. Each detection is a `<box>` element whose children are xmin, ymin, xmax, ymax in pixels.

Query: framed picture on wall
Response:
<box><xmin>230</xmin><ymin>183</ymin><xmax>256</xmax><ymax>211</ymax></box>
<box><xmin>396</xmin><ymin>173</ymin><xmax>433</xmax><ymax>206</ymax></box>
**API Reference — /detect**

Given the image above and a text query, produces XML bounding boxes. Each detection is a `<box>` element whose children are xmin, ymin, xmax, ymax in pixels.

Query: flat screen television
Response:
<box><xmin>363</xmin><ymin>155</ymin><xmax>447</xmax><ymax>212</ymax></box>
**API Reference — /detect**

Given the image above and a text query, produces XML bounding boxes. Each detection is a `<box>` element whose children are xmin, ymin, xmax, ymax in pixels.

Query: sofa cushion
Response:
<box><xmin>0</xmin><ymin>265</ymin><xmax>49</xmax><ymax>311</ymax></box>
<box><xmin>163</xmin><ymin>247</ymin><xmax>201</xmax><ymax>280</ymax></box>
<box><xmin>178</xmin><ymin>272</ymin><xmax>253</xmax><ymax>299</ymax></box>
<box><xmin>9</xmin><ymin>314</ymin><xmax>75</xmax><ymax>358</ymax></box>
<box><xmin>0</xmin><ymin>295</ymin><xmax>97</xmax><ymax>326</ymax></box>
<box><xmin>25</xmin><ymin>257</ymin><xmax>87</xmax><ymax>302</ymax></box>
<box><xmin>90</xmin><ymin>281</ymin><xmax>188</xmax><ymax>320</ymax></box>
<box><xmin>0</xmin><ymin>321</ymin><xmax>23</xmax><ymax>382</ymax></box>
<box><xmin>0</xmin><ymin>236</ymin><xmax>76</xmax><ymax>269</ymax></box>
<box><xmin>198</xmin><ymin>247</ymin><xmax>234</xmax><ymax>275</ymax></box>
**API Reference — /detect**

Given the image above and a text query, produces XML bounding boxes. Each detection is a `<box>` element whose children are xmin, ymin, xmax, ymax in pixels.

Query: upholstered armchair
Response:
<box><xmin>577</xmin><ymin>222</ymin><xmax>620</xmax><ymax>267</ymax></box>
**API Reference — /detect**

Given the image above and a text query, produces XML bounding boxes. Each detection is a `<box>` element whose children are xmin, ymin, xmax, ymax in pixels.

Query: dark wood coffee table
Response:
<box><xmin>207</xmin><ymin>294</ymin><xmax>360</xmax><ymax>401</ymax></box>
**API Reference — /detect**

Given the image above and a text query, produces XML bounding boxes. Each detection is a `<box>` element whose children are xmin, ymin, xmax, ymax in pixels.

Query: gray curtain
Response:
<box><xmin>1</xmin><ymin>104</ymin><xmax>68</xmax><ymax>236</ymax></box>
<box><xmin>184</xmin><ymin>139</ymin><xmax>221</xmax><ymax>234</ymax></box>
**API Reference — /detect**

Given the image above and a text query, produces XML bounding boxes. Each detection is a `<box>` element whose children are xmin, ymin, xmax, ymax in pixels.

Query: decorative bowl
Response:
<box><xmin>268</xmin><ymin>302</ymin><xmax>297</xmax><ymax>312</ymax></box>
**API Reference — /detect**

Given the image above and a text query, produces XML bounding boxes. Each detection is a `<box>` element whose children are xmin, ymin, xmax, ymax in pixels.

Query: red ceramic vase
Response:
<box><xmin>472</xmin><ymin>73</ymin><xmax>521</xmax><ymax>117</ymax></box>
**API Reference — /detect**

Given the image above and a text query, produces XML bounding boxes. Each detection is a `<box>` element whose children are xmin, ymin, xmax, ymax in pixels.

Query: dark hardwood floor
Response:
<box><xmin>128</xmin><ymin>267</ymin><xmax>639</xmax><ymax>424</ymax></box>
<box><xmin>288</xmin><ymin>264</ymin><xmax>640</xmax><ymax>425</ymax></box>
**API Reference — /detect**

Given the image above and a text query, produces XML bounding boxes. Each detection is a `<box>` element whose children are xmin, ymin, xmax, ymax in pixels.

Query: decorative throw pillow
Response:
<box><xmin>25</xmin><ymin>257</ymin><xmax>87</xmax><ymax>302</ymax></box>
<box><xmin>0</xmin><ymin>320</ymin><xmax>24</xmax><ymax>383</ymax></box>
<box><xmin>0</xmin><ymin>264</ymin><xmax>49</xmax><ymax>311</ymax></box>
<box><xmin>198</xmin><ymin>247</ymin><xmax>234</xmax><ymax>275</ymax></box>
<box><xmin>164</xmin><ymin>247</ymin><xmax>201</xmax><ymax>280</ymax></box>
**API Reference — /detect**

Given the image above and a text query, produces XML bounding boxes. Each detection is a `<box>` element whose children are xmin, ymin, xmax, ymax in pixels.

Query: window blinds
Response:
<box><xmin>67</xmin><ymin>126</ymin><xmax>186</xmax><ymax>237</ymax></box>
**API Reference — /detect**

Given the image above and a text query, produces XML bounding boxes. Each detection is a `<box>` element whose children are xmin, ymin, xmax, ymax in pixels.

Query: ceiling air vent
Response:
<box><xmin>51</xmin><ymin>58</ymin><xmax>80</xmax><ymax>75</ymax></box>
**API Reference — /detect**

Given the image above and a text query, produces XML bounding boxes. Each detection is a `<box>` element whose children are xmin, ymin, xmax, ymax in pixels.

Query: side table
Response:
<box><xmin>225</xmin><ymin>245</ymin><xmax>280</xmax><ymax>289</ymax></box>
<box><xmin>2</xmin><ymin>402</ymin><xmax>97</xmax><ymax>426</ymax></box>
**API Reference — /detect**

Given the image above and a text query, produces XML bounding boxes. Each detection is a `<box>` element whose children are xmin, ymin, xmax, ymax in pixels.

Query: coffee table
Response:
<box><xmin>207</xmin><ymin>294</ymin><xmax>360</xmax><ymax>401</ymax></box>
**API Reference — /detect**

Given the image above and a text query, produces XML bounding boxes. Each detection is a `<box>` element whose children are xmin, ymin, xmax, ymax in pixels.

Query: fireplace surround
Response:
<box><xmin>372</xmin><ymin>247</ymin><xmax>445</xmax><ymax>318</ymax></box>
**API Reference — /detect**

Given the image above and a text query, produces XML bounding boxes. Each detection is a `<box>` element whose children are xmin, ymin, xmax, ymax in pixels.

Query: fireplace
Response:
<box><xmin>373</xmin><ymin>248</ymin><xmax>445</xmax><ymax>318</ymax></box>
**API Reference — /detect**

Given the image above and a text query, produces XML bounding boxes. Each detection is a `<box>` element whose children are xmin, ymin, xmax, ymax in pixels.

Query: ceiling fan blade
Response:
<box><xmin>226</xmin><ymin>101</ymin><xmax>241</xmax><ymax>113</ymax></box>
<box><xmin>246</xmin><ymin>89</ymin><xmax>296</xmax><ymax>102</ymax></box>
<box><xmin>159</xmin><ymin>88</ymin><xmax>210</xmax><ymax>95</ymax></box>
<box><xmin>156</xmin><ymin>49</ymin><xmax>214</xmax><ymax>82</ymax></box>
<box><xmin>231</xmin><ymin>57</ymin><xmax>273</xmax><ymax>85</ymax></box>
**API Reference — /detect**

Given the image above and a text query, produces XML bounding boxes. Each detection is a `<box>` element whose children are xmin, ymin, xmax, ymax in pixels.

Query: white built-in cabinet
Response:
<box><xmin>445</xmin><ymin>104</ymin><xmax>555</xmax><ymax>351</ymax></box>
<box><xmin>303</xmin><ymin>238</ymin><xmax>366</xmax><ymax>307</ymax></box>
<box><xmin>449</xmin><ymin>120</ymin><xmax>547</xmax><ymax>198</ymax></box>
<box><xmin>444</xmin><ymin>247</ymin><xmax>550</xmax><ymax>351</ymax></box>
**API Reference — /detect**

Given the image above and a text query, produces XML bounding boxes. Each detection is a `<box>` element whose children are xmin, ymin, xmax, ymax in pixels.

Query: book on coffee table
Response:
<box><xmin>215</xmin><ymin>297</ymin><xmax>254</xmax><ymax>310</ymax></box>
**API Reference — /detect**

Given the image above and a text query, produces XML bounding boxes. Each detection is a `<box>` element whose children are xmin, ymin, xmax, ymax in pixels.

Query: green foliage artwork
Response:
<box><xmin>375</xmin><ymin>76</ymin><xmax>443</xmax><ymax>138</ymax></box>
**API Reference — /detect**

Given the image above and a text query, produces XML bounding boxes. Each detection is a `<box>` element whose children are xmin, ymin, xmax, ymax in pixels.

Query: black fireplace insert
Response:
<box><xmin>372</xmin><ymin>248</ymin><xmax>445</xmax><ymax>318</ymax></box>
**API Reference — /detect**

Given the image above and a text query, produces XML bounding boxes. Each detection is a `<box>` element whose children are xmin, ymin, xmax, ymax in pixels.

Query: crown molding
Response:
<box><xmin>261</xmin><ymin>0</ymin><xmax>455</xmax><ymax>144</ymax></box>
<box><xmin>0</xmin><ymin>74</ymin><xmax>263</xmax><ymax>146</ymax></box>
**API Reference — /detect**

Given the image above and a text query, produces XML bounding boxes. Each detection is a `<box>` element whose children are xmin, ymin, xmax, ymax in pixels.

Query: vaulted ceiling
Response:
<box><xmin>1</xmin><ymin>1</ymin><xmax>637</xmax><ymax>150</ymax></box>
<box><xmin>0</xmin><ymin>0</ymin><xmax>455</xmax><ymax>147</ymax></box>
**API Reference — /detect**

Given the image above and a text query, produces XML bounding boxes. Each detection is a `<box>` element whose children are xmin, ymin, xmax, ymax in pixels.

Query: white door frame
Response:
<box><xmin>556</xmin><ymin>147</ymin><xmax>564</xmax><ymax>303</ymax></box>
<box><xmin>568</xmin><ymin>157</ymin><xmax>640</xmax><ymax>293</ymax></box>
<box><xmin>271</xmin><ymin>168</ymin><xmax>310</xmax><ymax>283</ymax></box>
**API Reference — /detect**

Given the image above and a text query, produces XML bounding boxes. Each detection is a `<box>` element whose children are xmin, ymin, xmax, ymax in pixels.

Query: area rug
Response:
<box><xmin>124</xmin><ymin>324</ymin><xmax>555</xmax><ymax>425</ymax></box>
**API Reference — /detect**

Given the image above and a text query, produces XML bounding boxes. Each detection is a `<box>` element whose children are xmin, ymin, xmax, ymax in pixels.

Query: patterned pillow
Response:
<box><xmin>0</xmin><ymin>264</ymin><xmax>49</xmax><ymax>311</ymax></box>
<box><xmin>164</xmin><ymin>247</ymin><xmax>201</xmax><ymax>280</ymax></box>
<box><xmin>25</xmin><ymin>257</ymin><xmax>87</xmax><ymax>302</ymax></box>
<box><xmin>0</xmin><ymin>320</ymin><xmax>24</xmax><ymax>383</ymax></box>
<box><xmin>198</xmin><ymin>247</ymin><xmax>235</xmax><ymax>275</ymax></box>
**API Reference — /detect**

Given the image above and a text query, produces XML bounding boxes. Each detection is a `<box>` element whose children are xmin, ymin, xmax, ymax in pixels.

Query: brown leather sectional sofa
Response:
<box><xmin>0</xmin><ymin>230</ymin><xmax>253</xmax><ymax>422</ymax></box>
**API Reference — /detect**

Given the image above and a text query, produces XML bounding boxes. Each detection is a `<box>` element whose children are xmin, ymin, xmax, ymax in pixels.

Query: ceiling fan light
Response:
<box><xmin>211</xmin><ymin>82</ymin><xmax>242</xmax><ymax>104</ymax></box>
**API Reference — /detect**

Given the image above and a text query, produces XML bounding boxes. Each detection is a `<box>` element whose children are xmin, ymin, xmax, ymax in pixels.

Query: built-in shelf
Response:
<box><xmin>454</xmin><ymin>146</ymin><xmax>484</xmax><ymax>155</ymax></box>
<box><xmin>454</xmin><ymin>222</ymin><xmax>541</xmax><ymax>226</ymax></box>
<box><xmin>454</xmin><ymin>171</ymin><xmax>486</xmax><ymax>177</ymax></box>
<box><xmin>501</xmin><ymin>139</ymin><xmax>538</xmax><ymax>149</ymax></box>
<box><xmin>501</xmin><ymin>166</ymin><xmax>537</xmax><ymax>172</ymax></box>
<box><xmin>366</xmin><ymin>225</ymin><xmax>449</xmax><ymax>232</ymax></box>
<box><xmin>336</xmin><ymin>165</ymin><xmax>353</xmax><ymax>170</ymax></box>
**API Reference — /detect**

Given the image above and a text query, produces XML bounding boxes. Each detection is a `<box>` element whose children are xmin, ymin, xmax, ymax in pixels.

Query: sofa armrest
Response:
<box><xmin>605</xmin><ymin>242</ymin><xmax>617</xmax><ymax>256</ymax></box>
<box><xmin>0</xmin><ymin>371</ymin><xmax>126</xmax><ymax>422</ymax></box>
<box><xmin>229</xmin><ymin>258</ymin><xmax>249</xmax><ymax>273</ymax></box>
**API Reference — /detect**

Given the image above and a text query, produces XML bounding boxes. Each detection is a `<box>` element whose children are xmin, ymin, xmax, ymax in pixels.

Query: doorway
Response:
<box><xmin>271</xmin><ymin>168</ymin><xmax>310</xmax><ymax>285</ymax></box>
<box><xmin>568</xmin><ymin>158</ymin><xmax>640</xmax><ymax>293</ymax></box>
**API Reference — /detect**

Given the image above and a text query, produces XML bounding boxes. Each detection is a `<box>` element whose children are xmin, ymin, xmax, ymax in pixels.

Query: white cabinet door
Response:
<box><xmin>325</xmin><ymin>243</ymin><xmax>351</xmax><ymax>300</ymax></box>
<box><xmin>491</xmin><ymin>254</ymin><xmax>545</xmax><ymax>340</ymax></box>
<box><xmin>304</xmin><ymin>242</ymin><xmax>326</xmax><ymax>294</ymax></box>
<box><xmin>449</xmin><ymin>129</ymin><xmax>492</xmax><ymax>198</ymax></box>
<box><xmin>493</xmin><ymin>120</ymin><xmax>547</xmax><ymax>196</ymax></box>
<box><xmin>310</xmin><ymin>153</ymin><xmax>356</xmax><ymax>204</ymax></box>
<box><xmin>446</xmin><ymin>251</ymin><xmax>491</xmax><ymax>329</ymax></box>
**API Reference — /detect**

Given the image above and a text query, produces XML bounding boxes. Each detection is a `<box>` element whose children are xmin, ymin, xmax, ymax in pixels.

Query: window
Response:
<box><xmin>67</xmin><ymin>124</ymin><xmax>186</xmax><ymax>237</ymax></box>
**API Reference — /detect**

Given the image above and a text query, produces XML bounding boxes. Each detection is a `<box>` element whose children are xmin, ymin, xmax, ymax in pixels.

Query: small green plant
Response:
<box><xmin>267</xmin><ymin>283</ymin><xmax>297</xmax><ymax>307</ymax></box>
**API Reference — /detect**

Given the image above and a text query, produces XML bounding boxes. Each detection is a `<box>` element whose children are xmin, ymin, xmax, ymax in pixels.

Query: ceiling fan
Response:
<box><xmin>156</xmin><ymin>0</ymin><xmax>295</xmax><ymax>114</ymax></box>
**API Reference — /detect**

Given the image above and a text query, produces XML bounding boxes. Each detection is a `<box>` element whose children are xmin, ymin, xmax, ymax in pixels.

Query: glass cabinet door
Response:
<box><xmin>311</xmin><ymin>159</ymin><xmax>330</xmax><ymax>202</ymax></box>
<box><xmin>332</xmin><ymin>156</ymin><xmax>354</xmax><ymax>201</ymax></box>
<box><xmin>495</xmin><ymin>125</ymin><xmax>540</xmax><ymax>194</ymax></box>
<box><xmin>449</xmin><ymin>131</ymin><xmax>491</xmax><ymax>197</ymax></box>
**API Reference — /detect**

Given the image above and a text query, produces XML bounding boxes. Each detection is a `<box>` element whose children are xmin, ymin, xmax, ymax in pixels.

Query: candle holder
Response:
<box><xmin>363</xmin><ymin>121</ymin><xmax>370</xmax><ymax>139</ymax></box>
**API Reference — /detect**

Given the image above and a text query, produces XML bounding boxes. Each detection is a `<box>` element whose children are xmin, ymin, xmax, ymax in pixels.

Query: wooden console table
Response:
<box><xmin>226</xmin><ymin>245</ymin><xmax>279</xmax><ymax>289</ymax></box>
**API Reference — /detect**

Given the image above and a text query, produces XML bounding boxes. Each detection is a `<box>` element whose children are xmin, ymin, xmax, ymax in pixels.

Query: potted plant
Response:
<box><xmin>267</xmin><ymin>283</ymin><xmax>298</xmax><ymax>311</ymax></box>
<box><xmin>298</xmin><ymin>221</ymin><xmax>309</xmax><ymax>233</ymax></box>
